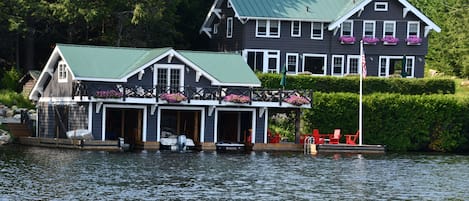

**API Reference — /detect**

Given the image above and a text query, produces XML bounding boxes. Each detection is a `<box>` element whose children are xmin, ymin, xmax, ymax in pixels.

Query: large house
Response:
<box><xmin>29</xmin><ymin>44</ymin><xmax>311</xmax><ymax>150</ymax></box>
<box><xmin>200</xmin><ymin>0</ymin><xmax>441</xmax><ymax>78</ymax></box>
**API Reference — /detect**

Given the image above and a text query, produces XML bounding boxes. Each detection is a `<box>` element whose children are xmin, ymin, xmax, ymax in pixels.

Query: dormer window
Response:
<box><xmin>375</xmin><ymin>2</ymin><xmax>388</xmax><ymax>11</ymax></box>
<box><xmin>227</xmin><ymin>0</ymin><xmax>232</xmax><ymax>8</ymax></box>
<box><xmin>57</xmin><ymin>60</ymin><xmax>68</xmax><ymax>83</ymax></box>
<box><xmin>341</xmin><ymin>20</ymin><xmax>353</xmax><ymax>37</ymax></box>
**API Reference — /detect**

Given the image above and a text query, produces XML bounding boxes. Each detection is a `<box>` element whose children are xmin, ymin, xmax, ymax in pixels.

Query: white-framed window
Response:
<box><xmin>383</xmin><ymin>21</ymin><xmax>396</xmax><ymax>37</ymax></box>
<box><xmin>57</xmin><ymin>60</ymin><xmax>68</xmax><ymax>83</ymax></box>
<box><xmin>154</xmin><ymin>64</ymin><xmax>184</xmax><ymax>93</ymax></box>
<box><xmin>227</xmin><ymin>0</ymin><xmax>232</xmax><ymax>8</ymax></box>
<box><xmin>375</xmin><ymin>2</ymin><xmax>388</xmax><ymax>11</ymax></box>
<box><xmin>378</xmin><ymin>56</ymin><xmax>415</xmax><ymax>78</ymax></box>
<box><xmin>256</xmin><ymin>20</ymin><xmax>280</xmax><ymax>38</ymax></box>
<box><xmin>213</xmin><ymin>23</ymin><xmax>219</xmax><ymax>34</ymax></box>
<box><xmin>311</xmin><ymin>22</ymin><xmax>323</xmax><ymax>40</ymax></box>
<box><xmin>226</xmin><ymin>17</ymin><xmax>233</xmax><ymax>38</ymax></box>
<box><xmin>331</xmin><ymin>55</ymin><xmax>345</xmax><ymax>76</ymax></box>
<box><xmin>363</xmin><ymin>21</ymin><xmax>376</xmax><ymax>38</ymax></box>
<box><xmin>347</xmin><ymin>55</ymin><xmax>360</xmax><ymax>75</ymax></box>
<box><xmin>407</xmin><ymin>21</ymin><xmax>420</xmax><ymax>37</ymax></box>
<box><xmin>291</xmin><ymin>21</ymin><xmax>301</xmax><ymax>37</ymax></box>
<box><xmin>341</xmin><ymin>20</ymin><xmax>353</xmax><ymax>37</ymax></box>
<box><xmin>243</xmin><ymin>49</ymin><xmax>280</xmax><ymax>73</ymax></box>
<box><xmin>286</xmin><ymin>53</ymin><xmax>299</xmax><ymax>74</ymax></box>
<box><xmin>302</xmin><ymin>54</ymin><xmax>327</xmax><ymax>75</ymax></box>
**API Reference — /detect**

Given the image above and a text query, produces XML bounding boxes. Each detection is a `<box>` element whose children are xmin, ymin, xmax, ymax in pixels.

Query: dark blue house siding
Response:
<box><xmin>91</xmin><ymin>103</ymin><xmax>102</xmax><ymax>140</ymax></box>
<box><xmin>255</xmin><ymin>109</ymin><xmax>266</xmax><ymax>143</ymax></box>
<box><xmin>146</xmin><ymin>106</ymin><xmax>157</xmax><ymax>141</ymax></box>
<box><xmin>204</xmin><ymin>110</ymin><xmax>215</xmax><ymax>142</ymax></box>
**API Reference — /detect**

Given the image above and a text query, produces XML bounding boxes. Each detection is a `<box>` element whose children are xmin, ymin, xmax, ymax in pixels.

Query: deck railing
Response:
<box><xmin>72</xmin><ymin>82</ymin><xmax>313</xmax><ymax>107</ymax></box>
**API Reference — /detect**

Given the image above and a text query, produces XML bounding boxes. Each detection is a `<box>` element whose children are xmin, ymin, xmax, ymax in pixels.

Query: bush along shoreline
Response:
<box><xmin>259</xmin><ymin>74</ymin><xmax>467</xmax><ymax>152</ymax></box>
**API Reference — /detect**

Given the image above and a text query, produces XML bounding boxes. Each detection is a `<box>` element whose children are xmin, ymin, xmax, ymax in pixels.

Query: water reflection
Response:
<box><xmin>1</xmin><ymin>145</ymin><xmax>469</xmax><ymax>200</ymax></box>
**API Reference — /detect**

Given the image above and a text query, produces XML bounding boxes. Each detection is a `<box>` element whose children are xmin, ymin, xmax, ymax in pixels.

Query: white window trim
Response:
<box><xmin>226</xmin><ymin>17</ymin><xmax>233</xmax><ymax>38</ymax></box>
<box><xmin>383</xmin><ymin>21</ymin><xmax>396</xmax><ymax>37</ymax></box>
<box><xmin>227</xmin><ymin>0</ymin><xmax>232</xmax><ymax>8</ymax></box>
<box><xmin>153</xmin><ymin>64</ymin><xmax>185</xmax><ymax>92</ymax></box>
<box><xmin>331</xmin><ymin>55</ymin><xmax>345</xmax><ymax>76</ymax></box>
<box><xmin>375</xmin><ymin>2</ymin><xmax>388</xmax><ymax>11</ymax></box>
<box><xmin>378</xmin><ymin>56</ymin><xmax>415</xmax><ymax>78</ymax></box>
<box><xmin>213</xmin><ymin>23</ymin><xmax>219</xmax><ymax>34</ymax></box>
<box><xmin>407</xmin><ymin>21</ymin><xmax>420</xmax><ymax>38</ymax></box>
<box><xmin>311</xmin><ymin>22</ymin><xmax>324</xmax><ymax>40</ymax></box>
<box><xmin>363</xmin><ymin>20</ymin><xmax>376</xmax><ymax>38</ymax></box>
<box><xmin>302</xmin><ymin>53</ymin><xmax>327</xmax><ymax>76</ymax></box>
<box><xmin>341</xmin><ymin>20</ymin><xmax>354</xmax><ymax>37</ymax></box>
<box><xmin>57</xmin><ymin>60</ymin><xmax>68</xmax><ymax>83</ymax></box>
<box><xmin>101</xmin><ymin>104</ymin><xmax>147</xmax><ymax>142</ymax></box>
<box><xmin>286</xmin><ymin>53</ymin><xmax>299</xmax><ymax>74</ymax></box>
<box><xmin>242</xmin><ymin>49</ymin><xmax>280</xmax><ymax>73</ymax></box>
<box><xmin>291</xmin><ymin>21</ymin><xmax>301</xmax><ymax>37</ymax></box>
<box><xmin>157</xmin><ymin>106</ymin><xmax>205</xmax><ymax>143</ymax></box>
<box><xmin>256</xmin><ymin>20</ymin><xmax>281</xmax><ymax>38</ymax></box>
<box><xmin>347</xmin><ymin>55</ymin><xmax>360</xmax><ymax>75</ymax></box>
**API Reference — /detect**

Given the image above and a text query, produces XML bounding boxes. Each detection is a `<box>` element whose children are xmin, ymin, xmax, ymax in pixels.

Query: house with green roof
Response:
<box><xmin>200</xmin><ymin>0</ymin><xmax>440</xmax><ymax>78</ymax></box>
<box><xmin>29</xmin><ymin>44</ymin><xmax>311</xmax><ymax>150</ymax></box>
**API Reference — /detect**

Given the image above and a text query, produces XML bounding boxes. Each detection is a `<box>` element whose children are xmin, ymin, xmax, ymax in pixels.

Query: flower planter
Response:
<box><xmin>362</xmin><ymin>37</ymin><xmax>379</xmax><ymax>45</ymax></box>
<box><xmin>223</xmin><ymin>94</ymin><xmax>250</xmax><ymax>104</ymax></box>
<box><xmin>159</xmin><ymin>93</ymin><xmax>187</xmax><ymax>103</ymax></box>
<box><xmin>382</xmin><ymin>36</ymin><xmax>399</xmax><ymax>45</ymax></box>
<box><xmin>339</xmin><ymin>36</ymin><xmax>356</xmax><ymax>45</ymax></box>
<box><xmin>283</xmin><ymin>95</ymin><xmax>310</xmax><ymax>106</ymax></box>
<box><xmin>406</xmin><ymin>36</ymin><xmax>422</xmax><ymax>45</ymax></box>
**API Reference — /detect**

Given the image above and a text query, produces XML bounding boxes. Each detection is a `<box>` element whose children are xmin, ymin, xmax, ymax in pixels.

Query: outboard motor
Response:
<box><xmin>177</xmin><ymin>135</ymin><xmax>187</xmax><ymax>152</ymax></box>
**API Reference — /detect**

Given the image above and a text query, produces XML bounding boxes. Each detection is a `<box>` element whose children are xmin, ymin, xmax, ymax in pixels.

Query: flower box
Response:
<box><xmin>339</xmin><ymin>36</ymin><xmax>356</xmax><ymax>44</ymax></box>
<box><xmin>405</xmin><ymin>36</ymin><xmax>422</xmax><ymax>45</ymax></box>
<box><xmin>362</xmin><ymin>37</ymin><xmax>380</xmax><ymax>45</ymax></box>
<box><xmin>94</xmin><ymin>90</ymin><xmax>123</xmax><ymax>99</ymax></box>
<box><xmin>382</xmin><ymin>36</ymin><xmax>399</xmax><ymax>45</ymax></box>
<box><xmin>159</xmin><ymin>93</ymin><xmax>187</xmax><ymax>103</ymax></box>
<box><xmin>223</xmin><ymin>94</ymin><xmax>250</xmax><ymax>104</ymax></box>
<box><xmin>283</xmin><ymin>94</ymin><xmax>310</xmax><ymax>106</ymax></box>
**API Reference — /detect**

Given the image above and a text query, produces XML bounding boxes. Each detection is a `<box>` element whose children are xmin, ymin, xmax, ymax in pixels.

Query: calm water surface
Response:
<box><xmin>1</xmin><ymin>145</ymin><xmax>469</xmax><ymax>200</ymax></box>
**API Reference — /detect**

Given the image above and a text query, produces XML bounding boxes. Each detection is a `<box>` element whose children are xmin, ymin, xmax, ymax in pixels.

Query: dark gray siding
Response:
<box><xmin>91</xmin><ymin>103</ymin><xmax>102</xmax><ymax>140</ymax></box>
<box><xmin>204</xmin><ymin>110</ymin><xmax>215</xmax><ymax>142</ymax></box>
<box><xmin>68</xmin><ymin>104</ymin><xmax>88</xmax><ymax>131</ymax></box>
<box><xmin>43</xmin><ymin>60</ymin><xmax>74</xmax><ymax>97</ymax></box>
<box><xmin>255</xmin><ymin>109</ymin><xmax>266</xmax><ymax>143</ymax></box>
<box><xmin>146</xmin><ymin>106</ymin><xmax>157</xmax><ymax>141</ymax></box>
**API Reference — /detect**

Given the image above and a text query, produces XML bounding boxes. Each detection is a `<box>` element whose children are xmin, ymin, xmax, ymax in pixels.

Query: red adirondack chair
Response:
<box><xmin>329</xmin><ymin>129</ymin><xmax>341</xmax><ymax>144</ymax></box>
<box><xmin>313</xmin><ymin>129</ymin><xmax>325</xmax><ymax>144</ymax></box>
<box><xmin>345</xmin><ymin>130</ymin><xmax>359</xmax><ymax>145</ymax></box>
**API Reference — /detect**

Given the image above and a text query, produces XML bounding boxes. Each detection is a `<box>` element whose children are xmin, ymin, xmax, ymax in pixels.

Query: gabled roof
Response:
<box><xmin>30</xmin><ymin>44</ymin><xmax>260</xmax><ymax>100</ymax></box>
<box><xmin>201</xmin><ymin>0</ymin><xmax>440</xmax><ymax>36</ymax></box>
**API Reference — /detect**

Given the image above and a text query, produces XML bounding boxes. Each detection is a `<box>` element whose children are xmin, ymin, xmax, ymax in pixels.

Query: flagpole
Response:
<box><xmin>359</xmin><ymin>40</ymin><xmax>364</xmax><ymax>146</ymax></box>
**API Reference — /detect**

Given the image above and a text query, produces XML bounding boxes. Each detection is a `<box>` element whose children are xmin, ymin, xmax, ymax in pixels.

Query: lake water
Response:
<box><xmin>1</xmin><ymin>145</ymin><xmax>468</xmax><ymax>200</ymax></box>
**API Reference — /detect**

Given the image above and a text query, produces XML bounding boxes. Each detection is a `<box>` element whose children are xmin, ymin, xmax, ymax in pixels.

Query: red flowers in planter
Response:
<box><xmin>159</xmin><ymin>93</ymin><xmax>187</xmax><ymax>103</ymax></box>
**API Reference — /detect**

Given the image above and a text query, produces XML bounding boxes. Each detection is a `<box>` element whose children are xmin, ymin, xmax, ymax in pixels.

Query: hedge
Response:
<box><xmin>302</xmin><ymin>93</ymin><xmax>469</xmax><ymax>152</ymax></box>
<box><xmin>258</xmin><ymin>73</ymin><xmax>456</xmax><ymax>95</ymax></box>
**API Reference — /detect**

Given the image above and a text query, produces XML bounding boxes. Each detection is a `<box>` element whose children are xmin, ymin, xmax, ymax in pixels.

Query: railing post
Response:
<box><xmin>279</xmin><ymin>88</ymin><xmax>283</xmax><ymax>106</ymax></box>
<box><xmin>249</xmin><ymin>87</ymin><xmax>252</xmax><ymax>105</ymax></box>
<box><xmin>122</xmin><ymin>85</ymin><xmax>126</xmax><ymax>101</ymax></box>
<box><xmin>187</xmin><ymin>85</ymin><xmax>191</xmax><ymax>104</ymax></box>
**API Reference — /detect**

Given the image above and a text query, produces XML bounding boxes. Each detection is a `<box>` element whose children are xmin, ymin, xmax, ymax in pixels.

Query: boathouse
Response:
<box><xmin>29</xmin><ymin>44</ymin><xmax>311</xmax><ymax>150</ymax></box>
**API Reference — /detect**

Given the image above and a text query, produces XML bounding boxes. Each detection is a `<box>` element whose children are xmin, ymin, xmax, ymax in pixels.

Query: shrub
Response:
<box><xmin>0</xmin><ymin>89</ymin><xmax>34</xmax><ymax>108</ymax></box>
<box><xmin>1</xmin><ymin>67</ymin><xmax>21</xmax><ymax>91</ymax></box>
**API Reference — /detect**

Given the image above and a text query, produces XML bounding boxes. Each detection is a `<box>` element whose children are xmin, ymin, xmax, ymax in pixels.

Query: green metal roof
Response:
<box><xmin>179</xmin><ymin>50</ymin><xmax>261</xmax><ymax>85</ymax></box>
<box><xmin>57</xmin><ymin>44</ymin><xmax>170</xmax><ymax>80</ymax></box>
<box><xmin>55</xmin><ymin>44</ymin><xmax>260</xmax><ymax>86</ymax></box>
<box><xmin>230</xmin><ymin>0</ymin><xmax>364</xmax><ymax>21</ymax></box>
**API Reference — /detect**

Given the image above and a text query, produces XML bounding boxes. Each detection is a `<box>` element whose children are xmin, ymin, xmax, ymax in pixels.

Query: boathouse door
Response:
<box><xmin>160</xmin><ymin>109</ymin><xmax>201</xmax><ymax>144</ymax></box>
<box><xmin>216</xmin><ymin>111</ymin><xmax>253</xmax><ymax>143</ymax></box>
<box><xmin>105</xmin><ymin>108</ymin><xmax>143</xmax><ymax>146</ymax></box>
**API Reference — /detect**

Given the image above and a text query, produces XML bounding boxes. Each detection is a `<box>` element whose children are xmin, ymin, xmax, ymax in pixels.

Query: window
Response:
<box><xmin>302</xmin><ymin>54</ymin><xmax>327</xmax><ymax>75</ymax></box>
<box><xmin>405</xmin><ymin>57</ymin><xmax>414</xmax><ymax>78</ymax></box>
<box><xmin>379</xmin><ymin>57</ymin><xmax>387</xmax><ymax>77</ymax></box>
<box><xmin>341</xmin><ymin>20</ymin><xmax>353</xmax><ymax>36</ymax></box>
<box><xmin>347</xmin><ymin>55</ymin><xmax>360</xmax><ymax>75</ymax></box>
<box><xmin>227</xmin><ymin>0</ymin><xmax>232</xmax><ymax>8</ymax></box>
<box><xmin>256</xmin><ymin>20</ymin><xmax>280</xmax><ymax>38</ymax></box>
<box><xmin>363</xmin><ymin>21</ymin><xmax>376</xmax><ymax>38</ymax></box>
<box><xmin>311</xmin><ymin>22</ymin><xmax>323</xmax><ymax>39</ymax></box>
<box><xmin>226</xmin><ymin>17</ymin><xmax>233</xmax><ymax>38</ymax></box>
<box><xmin>213</xmin><ymin>23</ymin><xmax>219</xmax><ymax>34</ymax></box>
<box><xmin>155</xmin><ymin>65</ymin><xmax>184</xmax><ymax>93</ymax></box>
<box><xmin>291</xmin><ymin>21</ymin><xmax>301</xmax><ymax>37</ymax></box>
<box><xmin>375</xmin><ymin>2</ymin><xmax>388</xmax><ymax>11</ymax></box>
<box><xmin>286</xmin><ymin>53</ymin><xmax>299</xmax><ymax>74</ymax></box>
<box><xmin>244</xmin><ymin>50</ymin><xmax>280</xmax><ymax>73</ymax></box>
<box><xmin>378</xmin><ymin>56</ymin><xmax>415</xmax><ymax>77</ymax></box>
<box><xmin>331</xmin><ymin>55</ymin><xmax>345</xmax><ymax>76</ymax></box>
<box><xmin>407</xmin><ymin>21</ymin><xmax>420</xmax><ymax>37</ymax></box>
<box><xmin>383</xmin><ymin>21</ymin><xmax>396</xmax><ymax>37</ymax></box>
<box><xmin>58</xmin><ymin>60</ymin><xmax>68</xmax><ymax>83</ymax></box>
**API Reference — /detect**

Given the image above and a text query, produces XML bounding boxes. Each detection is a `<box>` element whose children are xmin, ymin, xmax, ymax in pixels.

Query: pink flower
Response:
<box><xmin>405</xmin><ymin>36</ymin><xmax>422</xmax><ymax>44</ymax></box>
<box><xmin>283</xmin><ymin>95</ymin><xmax>310</xmax><ymax>106</ymax></box>
<box><xmin>160</xmin><ymin>93</ymin><xmax>187</xmax><ymax>103</ymax></box>
<box><xmin>382</xmin><ymin>36</ymin><xmax>399</xmax><ymax>44</ymax></box>
<box><xmin>363</xmin><ymin>37</ymin><xmax>380</xmax><ymax>44</ymax></box>
<box><xmin>339</xmin><ymin>36</ymin><xmax>356</xmax><ymax>44</ymax></box>
<box><xmin>223</xmin><ymin>94</ymin><xmax>250</xmax><ymax>104</ymax></box>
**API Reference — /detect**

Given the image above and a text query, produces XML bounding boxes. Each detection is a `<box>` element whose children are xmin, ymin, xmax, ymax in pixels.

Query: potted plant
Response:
<box><xmin>223</xmin><ymin>94</ymin><xmax>250</xmax><ymax>104</ymax></box>
<box><xmin>382</xmin><ymin>36</ymin><xmax>399</xmax><ymax>45</ymax></box>
<box><xmin>283</xmin><ymin>94</ymin><xmax>310</xmax><ymax>106</ymax></box>
<box><xmin>405</xmin><ymin>36</ymin><xmax>422</xmax><ymax>45</ymax></box>
<box><xmin>94</xmin><ymin>90</ymin><xmax>123</xmax><ymax>99</ymax></box>
<box><xmin>339</xmin><ymin>36</ymin><xmax>356</xmax><ymax>44</ymax></box>
<box><xmin>159</xmin><ymin>93</ymin><xmax>187</xmax><ymax>103</ymax></box>
<box><xmin>362</xmin><ymin>37</ymin><xmax>380</xmax><ymax>45</ymax></box>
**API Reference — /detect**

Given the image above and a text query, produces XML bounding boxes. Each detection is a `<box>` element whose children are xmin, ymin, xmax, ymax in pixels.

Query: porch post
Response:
<box><xmin>295</xmin><ymin>108</ymin><xmax>301</xmax><ymax>144</ymax></box>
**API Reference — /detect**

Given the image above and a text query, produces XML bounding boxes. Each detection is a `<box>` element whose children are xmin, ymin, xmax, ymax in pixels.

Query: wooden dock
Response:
<box><xmin>317</xmin><ymin>144</ymin><xmax>386</xmax><ymax>154</ymax></box>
